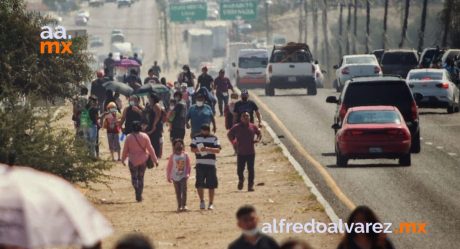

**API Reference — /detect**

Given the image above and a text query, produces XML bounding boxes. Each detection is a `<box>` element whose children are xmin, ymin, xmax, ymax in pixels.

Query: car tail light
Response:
<box><xmin>374</xmin><ymin>66</ymin><xmax>381</xmax><ymax>74</ymax></box>
<box><xmin>411</xmin><ymin>101</ymin><xmax>419</xmax><ymax>120</ymax></box>
<box><xmin>387</xmin><ymin>129</ymin><xmax>410</xmax><ymax>139</ymax></box>
<box><xmin>268</xmin><ymin>64</ymin><xmax>272</xmax><ymax>74</ymax></box>
<box><xmin>436</xmin><ymin>82</ymin><xmax>449</xmax><ymax>89</ymax></box>
<box><xmin>339</xmin><ymin>104</ymin><xmax>347</xmax><ymax>120</ymax></box>
<box><xmin>341</xmin><ymin>67</ymin><xmax>349</xmax><ymax>75</ymax></box>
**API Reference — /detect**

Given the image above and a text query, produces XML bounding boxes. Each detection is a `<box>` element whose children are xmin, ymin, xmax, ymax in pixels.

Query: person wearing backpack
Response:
<box><xmin>103</xmin><ymin>102</ymin><xmax>122</xmax><ymax>161</ymax></box>
<box><xmin>80</xmin><ymin>95</ymin><xmax>100</xmax><ymax>159</ymax></box>
<box><xmin>120</xmin><ymin>95</ymin><xmax>144</xmax><ymax>135</ymax></box>
<box><xmin>72</xmin><ymin>86</ymin><xmax>89</xmax><ymax>137</ymax></box>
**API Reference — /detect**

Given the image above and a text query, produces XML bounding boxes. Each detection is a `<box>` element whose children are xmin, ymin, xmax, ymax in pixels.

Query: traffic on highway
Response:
<box><xmin>1</xmin><ymin>0</ymin><xmax>459</xmax><ymax>249</ymax></box>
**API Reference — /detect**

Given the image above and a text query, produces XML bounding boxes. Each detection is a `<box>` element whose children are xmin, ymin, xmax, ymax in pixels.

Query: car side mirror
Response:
<box><xmin>333</xmin><ymin>65</ymin><xmax>339</xmax><ymax>70</ymax></box>
<box><xmin>331</xmin><ymin>123</ymin><xmax>341</xmax><ymax>130</ymax></box>
<box><xmin>232</xmin><ymin>62</ymin><xmax>236</xmax><ymax>67</ymax></box>
<box><xmin>326</xmin><ymin>96</ymin><xmax>338</xmax><ymax>103</ymax></box>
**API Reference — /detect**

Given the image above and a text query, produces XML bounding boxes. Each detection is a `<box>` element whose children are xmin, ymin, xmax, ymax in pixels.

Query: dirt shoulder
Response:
<box><xmin>72</xmin><ymin>105</ymin><xmax>342</xmax><ymax>248</ymax></box>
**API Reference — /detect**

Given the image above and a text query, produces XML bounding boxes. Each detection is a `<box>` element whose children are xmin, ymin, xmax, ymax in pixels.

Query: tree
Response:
<box><xmin>382</xmin><ymin>0</ymin><xmax>389</xmax><ymax>49</ymax></box>
<box><xmin>346</xmin><ymin>0</ymin><xmax>352</xmax><ymax>54</ymax></box>
<box><xmin>352</xmin><ymin>0</ymin><xmax>357</xmax><ymax>53</ymax></box>
<box><xmin>365</xmin><ymin>0</ymin><xmax>370</xmax><ymax>53</ymax></box>
<box><xmin>338</xmin><ymin>1</ymin><xmax>344</xmax><ymax>57</ymax></box>
<box><xmin>0</xmin><ymin>0</ymin><xmax>110</xmax><ymax>184</ymax></box>
<box><xmin>417</xmin><ymin>0</ymin><xmax>429</xmax><ymax>52</ymax></box>
<box><xmin>399</xmin><ymin>0</ymin><xmax>411</xmax><ymax>48</ymax></box>
<box><xmin>312</xmin><ymin>0</ymin><xmax>319</xmax><ymax>57</ymax></box>
<box><xmin>322</xmin><ymin>0</ymin><xmax>330</xmax><ymax>71</ymax></box>
<box><xmin>441</xmin><ymin>0</ymin><xmax>453</xmax><ymax>47</ymax></box>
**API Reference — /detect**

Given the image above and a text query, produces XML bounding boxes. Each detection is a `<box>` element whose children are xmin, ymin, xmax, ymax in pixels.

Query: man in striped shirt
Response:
<box><xmin>190</xmin><ymin>124</ymin><xmax>221</xmax><ymax>210</ymax></box>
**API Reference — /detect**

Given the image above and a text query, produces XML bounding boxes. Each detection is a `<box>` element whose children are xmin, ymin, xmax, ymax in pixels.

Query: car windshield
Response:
<box><xmin>347</xmin><ymin>110</ymin><xmax>401</xmax><ymax>124</ymax></box>
<box><xmin>408</xmin><ymin>71</ymin><xmax>443</xmax><ymax>80</ymax></box>
<box><xmin>345</xmin><ymin>57</ymin><xmax>376</xmax><ymax>64</ymax></box>
<box><xmin>272</xmin><ymin>50</ymin><xmax>311</xmax><ymax>63</ymax></box>
<box><xmin>239</xmin><ymin>56</ymin><xmax>267</xmax><ymax>69</ymax></box>
<box><xmin>382</xmin><ymin>52</ymin><xmax>418</xmax><ymax>65</ymax></box>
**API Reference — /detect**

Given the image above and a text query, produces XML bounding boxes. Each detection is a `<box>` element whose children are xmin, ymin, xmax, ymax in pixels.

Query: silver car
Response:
<box><xmin>406</xmin><ymin>69</ymin><xmax>460</xmax><ymax>113</ymax></box>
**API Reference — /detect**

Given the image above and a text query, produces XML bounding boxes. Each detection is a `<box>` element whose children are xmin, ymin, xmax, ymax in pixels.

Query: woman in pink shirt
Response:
<box><xmin>121</xmin><ymin>121</ymin><xmax>158</xmax><ymax>202</ymax></box>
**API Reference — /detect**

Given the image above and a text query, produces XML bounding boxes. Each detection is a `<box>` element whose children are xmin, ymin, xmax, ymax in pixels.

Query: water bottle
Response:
<box><xmin>119</xmin><ymin>133</ymin><xmax>125</xmax><ymax>142</ymax></box>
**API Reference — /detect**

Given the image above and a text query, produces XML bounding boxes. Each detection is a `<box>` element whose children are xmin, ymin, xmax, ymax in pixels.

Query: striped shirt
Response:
<box><xmin>190</xmin><ymin>135</ymin><xmax>221</xmax><ymax>166</ymax></box>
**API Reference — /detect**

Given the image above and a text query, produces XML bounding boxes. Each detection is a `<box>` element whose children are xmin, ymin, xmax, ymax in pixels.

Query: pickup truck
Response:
<box><xmin>265</xmin><ymin>43</ymin><xmax>317</xmax><ymax>96</ymax></box>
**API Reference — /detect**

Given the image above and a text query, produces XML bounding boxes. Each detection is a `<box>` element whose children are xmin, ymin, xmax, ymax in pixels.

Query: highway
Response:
<box><xmin>251</xmin><ymin>88</ymin><xmax>460</xmax><ymax>248</ymax></box>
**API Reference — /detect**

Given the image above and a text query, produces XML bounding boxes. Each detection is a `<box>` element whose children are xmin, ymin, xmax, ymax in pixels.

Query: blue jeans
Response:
<box><xmin>81</xmin><ymin>125</ymin><xmax>98</xmax><ymax>158</ymax></box>
<box><xmin>216</xmin><ymin>92</ymin><xmax>229</xmax><ymax>115</ymax></box>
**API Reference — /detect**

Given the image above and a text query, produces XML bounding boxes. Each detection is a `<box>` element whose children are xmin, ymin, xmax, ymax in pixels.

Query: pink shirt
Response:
<box><xmin>122</xmin><ymin>132</ymin><xmax>158</xmax><ymax>166</ymax></box>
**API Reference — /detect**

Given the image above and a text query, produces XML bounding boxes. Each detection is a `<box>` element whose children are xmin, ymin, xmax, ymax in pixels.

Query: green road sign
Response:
<box><xmin>169</xmin><ymin>2</ymin><xmax>207</xmax><ymax>22</ymax></box>
<box><xmin>220</xmin><ymin>1</ymin><xmax>258</xmax><ymax>20</ymax></box>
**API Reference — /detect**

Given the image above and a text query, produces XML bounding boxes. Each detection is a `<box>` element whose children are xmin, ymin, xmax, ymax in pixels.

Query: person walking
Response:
<box><xmin>91</xmin><ymin>70</ymin><xmax>109</xmax><ymax>112</ymax></box>
<box><xmin>124</xmin><ymin>69</ymin><xmax>142</xmax><ymax>90</ymax></box>
<box><xmin>166</xmin><ymin>139</ymin><xmax>191</xmax><ymax>212</ymax></box>
<box><xmin>120</xmin><ymin>95</ymin><xmax>144</xmax><ymax>135</ymax></box>
<box><xmin>214</xmin><ymin>69</ymin><xmax>234</xmax><ymax>116</ymax></box>
<box><xmin>143</xmin><ymin>94</ymin><xmax>164</xmax><ymax>158</ymax></box>
<box><xmin>186</xmin><ymin>93</ymin><xmax>216</xmax><ymax>138</ymax></box>
<box><xmin>190</xmin><ymin>124</ymin><xmax>221</xmax><ymax>210</ymax></box>
<box><xmin>80</xmin><ymin>95</ymin><xmax>100</xmax><ymax>159</ymax></box>
<box><xmin>337</xmin><ymin>206</ymin><xmax>395</xmax><ymax>249</ymax></box>
<box><xmin>150</xmin><ymin>61</ymin><xmax>161</xmax><ymax>77</ymax></box>
<box><xmin>228</xmin><ymin>205</ymin><xmax>279</xmax><ymax>249</ymax></box>
<box><xmin>144</xmin><ymin>68</ymin><xmax>160</xmax><ymax>84</ymax></box>
<box><xmin>168</xmin><ymin>91</ymin><xmax>187</xmax><ymax>142</ymax></box>
<box><xmin>195</xmin><ymin>66</ymin><xmax>214</xmax><ymax>92</ymax></box>
<box><xmin>178</xmin><ymin>65</ymin><xmax>195</xmax><ymax>101</ymax></box>
<box><xmin>114</xmin><ymin>92</ymin><xmax>123</xmax><ymax>111</ymax></box>
<box><xmin>121</xmin><ymin>121</ymin><xmax>158</xmax><ymax>202</ymax></box>
<box><xmin>103</xmin><ymin>53</ymin><xmax>115</xmax><ymax>79</ymax></box>
<box><xmin>72</xmin><ymin>86</ymin><xmax>89</xmax><ymax>137</ymax></box>
<box><xmin>102</xmin><ymin>90</ymin><xmax>116</xmax><ymax>113</ymax></box>
<box><xmin>228</xmin><ymin>112</ymin><xmax>262</xmax><ymax>191</ymax></box>
<box><xmin>225</xmin><ymin>92</ymin><xmax>239</xmax><ymax>130</ymax></box>
<box><xmin>102</xmin><ymin>102</ymin><xmax>121</xmax><ymax>161</ymax></box>
<box><xmin>233</xmin><ymin>89</ymin><xmax>262</xmax><ymax>128</ymax></box>
<box><xmin>130</xmin><ymin>53</ymin><xmax>142</xmax><ymax>66</ymax></box>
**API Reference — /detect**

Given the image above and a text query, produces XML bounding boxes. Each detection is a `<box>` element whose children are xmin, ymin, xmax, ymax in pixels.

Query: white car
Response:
<box><xmin>333</xmin><ymin>54</ymin><xmax>382</xmax><ymax>92</ymax></box>
<box><xmin>406</xmin><ymin>69</ymin><xmax>460</xmax><ymax>113</ymax></box>
<box><xmin>76</xmin><ymin>10</ymin><xmax>90</xmax><ymax>20</ymax></box>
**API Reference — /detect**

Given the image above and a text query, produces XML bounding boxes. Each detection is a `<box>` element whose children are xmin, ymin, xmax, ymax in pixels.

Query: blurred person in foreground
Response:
<box><xmin>114</xmin><ymin>234</ymin><xmax>154</xmax><ymax>249</ymax></box>
<box><xmin>121</xmin><ymin>121</ymin><xmax>158</xmax><ymax>202</ymax></box>
<box><xmin>228</xmin><ymin>112</ymin><xmax>262</xmax><ymax>191</ymax></box>
<box><xmin>337</xmin><ymin>205</ymin><xmax>395</xmax><ymax>249</ymax></box>
<box><xmin>280</xmin><ymin>239</ymin><xmax>313</xmax><ymax>249</ymax></box>
<box><xmin>228</xmin><ymin>205</ymin><xmax>279</xmax><ymax>249</ymax></box>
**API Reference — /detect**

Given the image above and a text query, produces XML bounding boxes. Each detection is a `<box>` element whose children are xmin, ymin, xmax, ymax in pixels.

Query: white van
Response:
<box><xmin>235</xmin><ymin>48</ymin><xmax>269</xmax><ymax>88</ymax></box>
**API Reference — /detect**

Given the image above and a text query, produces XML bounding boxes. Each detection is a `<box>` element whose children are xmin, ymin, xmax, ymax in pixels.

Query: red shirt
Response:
<box><xmin>227</xmin><ymin>123</ymin><xmax>261</xmax><ymax>155</ymax></box>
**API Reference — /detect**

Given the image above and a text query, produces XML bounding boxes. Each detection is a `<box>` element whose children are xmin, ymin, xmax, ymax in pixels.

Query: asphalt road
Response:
<box><xmin>251</xmin><ymin>87</ymin><xmax>460</xmax><ymax>248</ymax></box>
<box><xmin>61</xmin><ymin>0</ymin><xmax>160</xmax><ymax>76</ymax></box>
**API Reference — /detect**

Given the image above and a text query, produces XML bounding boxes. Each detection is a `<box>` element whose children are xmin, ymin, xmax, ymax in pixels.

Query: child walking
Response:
<box><xmin>103</xmin><ymin>102</ymin><xmax>121</xmax><ymax>161</ymax></box>
<box><xmin>166</xmin><ymin>139</ymin><xmax>191</xmax><ymax>212</ymax></box>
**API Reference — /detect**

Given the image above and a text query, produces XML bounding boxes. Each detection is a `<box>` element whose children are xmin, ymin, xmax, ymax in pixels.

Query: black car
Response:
<box><xmin>380</xmin><ymin>50</ymin><xmax>419</xmax><ymax>77</ymax></box>
<box><xmin>371</xmin><ymin>49</ymin><xmax>385</xmax><ymax>63</ymax></box>
<box><xmin>418</xmin><ymin>47</ymin><xmax>445</xmax><ymax>69</ymax></box>
<box><xmin>326</xmin><ymin>76</ymin><xmax>421</xmax><ymax>153</ymax></box>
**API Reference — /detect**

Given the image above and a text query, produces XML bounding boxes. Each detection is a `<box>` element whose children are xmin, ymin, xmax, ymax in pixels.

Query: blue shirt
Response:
<box><xmin>186</xmin><ymin>104</ymin><xmax>213</xmax><ymax>135</ymax></box>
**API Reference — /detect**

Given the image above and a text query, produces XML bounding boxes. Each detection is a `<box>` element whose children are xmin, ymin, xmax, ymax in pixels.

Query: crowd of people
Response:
<box><xmin>68</xmin><ymin>61</ymin><xmax>395</xmax><ymax>249</ymax></box>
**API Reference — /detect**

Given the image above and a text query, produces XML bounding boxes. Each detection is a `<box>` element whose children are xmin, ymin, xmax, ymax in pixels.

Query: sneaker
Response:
<box><xmin>200</xmin><ymin>200</ymin><xmax>206</xmax><ymax>210</ymax></box>
<box><xmin>237</xmin><ymin>181</ymin><xmax>243</xmax><ymax>190</ymax></box>
<box><xmin>177</xmin><ymin>207</ymin><xmax>182</xmax><ymax>213</ymax></box>
<box><xmin>208</xmin><ymin>204</ymin><xmax>214</xmax><ymax>210</ymax></box>
<box><xmin>182</xmin><ymin>206</ymin><xmax>189</xmax><ymax>212</ymax></box>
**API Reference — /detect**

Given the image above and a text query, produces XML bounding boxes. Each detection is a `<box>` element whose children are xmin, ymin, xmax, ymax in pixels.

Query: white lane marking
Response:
<box><xmin>436</xmin><ymin>146</ymin><xmax>444</xmax><ymax>150</ymax></box>
<box><xmin>425</xmin><ymin>142</ymin><xmax>433</xmax><ymax>145</ymax></box>
<box><xmin>262</xmin><ymin>121</ymin><xmax>340</xmax><ymax>224</ymax></box>
<box><xmin>448</xmin><ymin>152</ymin><xmax>457</xmax><ymax>157</ymax></box>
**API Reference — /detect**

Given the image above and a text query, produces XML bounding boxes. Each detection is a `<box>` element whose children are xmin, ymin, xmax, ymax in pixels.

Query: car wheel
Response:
<box><xmin>447</xmin><ymin>103</ymin><xmax>455</xmax><ymax>114</ymax></box>
<box><xmin>410</xmin><ymin>130</ymin><xmax>421</xmax><ymax>153</ymax></box>
<box><xmin>336</xmin><ymin>146</ymin><xmax>348</xmax><ymax>167</ymax></box>
<box><xmin>399</xmin><ymin>153</ymin><xmax>411</xmax><ymax>166</ymax></box>
<box><xmin>307</xmin><ymin>84</ymin><xmax>317</xmax><ymax>96</ymax></box>
<box><xmin>265</xmin><ymin>83</ymin><xmax>275</xmax><ymax>96</ymax></box>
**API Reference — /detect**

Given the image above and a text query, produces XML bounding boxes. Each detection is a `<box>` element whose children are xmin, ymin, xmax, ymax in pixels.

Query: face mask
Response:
<box><xmin>196</xmin><ymin>101</ymin><xmax>204</xmax><ymax>107</ymax></box>
<box><xmin>242</xmin><ymin>228</ymin><xmax>259</xmax><ymax>237</ymax></box>
<box><xmin>129</xmin><ymin>101</ymin><xmax>135</xmax><ymax>106</ymax></box>
<box><xmin>110</xmin><ymin>108</ymin><xmax>117</xmax><ymax>113</ymax></box>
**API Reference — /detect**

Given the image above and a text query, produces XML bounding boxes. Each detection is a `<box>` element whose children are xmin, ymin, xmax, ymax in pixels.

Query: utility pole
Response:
<box><xmin>346</xmin><ymin>0</ymin><xmax>351</xmax><ymax>54</ymax></box>
<box><xmin>322</xmin><ymin>0</ymin><xmax>330</xmax><ymax>71</ymax></box>
<box><xmin>352</xmin><ymin>0</ymin><xmax>357</xmax><ymax>53</ymax></box>
<box><xmin>382</xmin><ymin>0</ymin><xmax>388</xmax><ymax>49</ymax></box>
<box><xmin>265</xmin><ymin>1</ymin><xmax>270</xmax><ymax>44</ymax></box>
<box><xmin>312</xmin><ymin>0</ymin><xmax>318</xmax><ymax>57</ymax></box>
<box><xmin>365</xmin><ymin>0</ymin><xmax>370</xmax><ymax>53</ymax></box>
<box><xmin>442</xmin><ymin>0</ymin><xmax>453</xmax><ymax>47</ymax></box>
<box><xmin>299</xmin><ymin>0</ymin><xmax>304</xmax><ymax>42</ymax></box>
<box><xmin>163</xmin><ymin>11</ymin><xmax>169</xmax><ymax>67</ymax></box>
<box><xmin>399</xmin><ymin>0</ymin><xmax>410</xmax><ymax>48</ymax></box>
<box><xmin>417</xmin><ymin>0</ymin><xmax>428</xmax><ymax>52</ymax></box>
<box><xmin>304</xmin><ymin>0</ymin><xmax>308</xmax><ymax>44</ymax></box>
<box><xmin>338</xmin><ymin>1</ymin><xmax>343</xmax><ymax>57</ymax></box>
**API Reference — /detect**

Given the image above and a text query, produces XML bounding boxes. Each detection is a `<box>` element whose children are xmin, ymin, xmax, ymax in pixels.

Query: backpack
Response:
<box><xmin>80</xmin><ymin>108</ymin><xmax>93</xmax><ymax>128</ymax></box>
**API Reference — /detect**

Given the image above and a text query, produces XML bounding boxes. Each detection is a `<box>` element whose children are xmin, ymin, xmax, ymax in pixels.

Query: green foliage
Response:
<box><xmin>0</xmin><ymin>0</ymin><xmax>92</xmax><ymax>102</ymax></box>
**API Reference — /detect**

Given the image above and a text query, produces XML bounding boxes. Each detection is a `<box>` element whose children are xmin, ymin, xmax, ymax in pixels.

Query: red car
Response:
<box><xmin>335</xmin><ymin>106</ymin><xmax>412</xmax><ymax>167</ymax></box>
